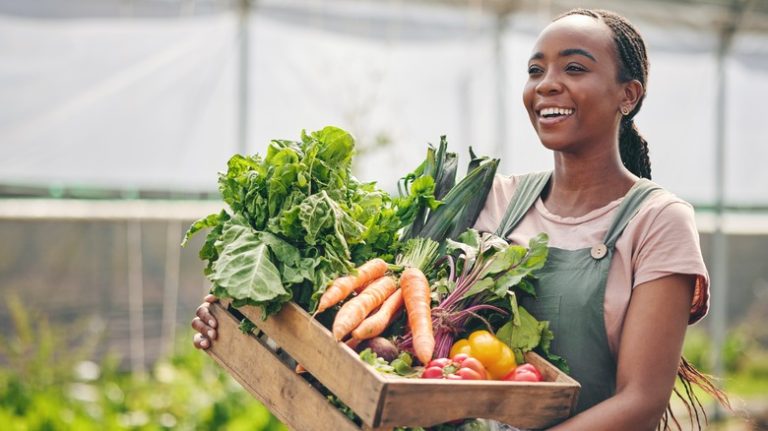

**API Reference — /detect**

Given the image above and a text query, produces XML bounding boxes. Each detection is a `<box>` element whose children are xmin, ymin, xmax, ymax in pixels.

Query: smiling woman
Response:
<box><xmin>191</xmin><ymin>7</ymin><xmax>732</xmax><ymax>431</ymax></box>
<box><xmin>475</xmin><ymin>8</ymin><xmax>730</xmax><ymax>431</ymax></box>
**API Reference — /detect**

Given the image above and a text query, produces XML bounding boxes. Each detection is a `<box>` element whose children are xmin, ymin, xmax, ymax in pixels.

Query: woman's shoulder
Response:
<box><xmin>636</xmin><ymin>181</ymin><xmax>697</xmax><ymax>226</ymax></box>
<box><xmin>627</xmin><ymin>181</ymin><xmax>704</xmax><ymax>263</ymax></box>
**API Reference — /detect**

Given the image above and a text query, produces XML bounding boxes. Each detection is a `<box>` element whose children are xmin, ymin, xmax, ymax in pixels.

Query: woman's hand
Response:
<box><xmin>191</xmin><ymin>294</ymin><xmax>219</xmax><ymax>350</ymax></box>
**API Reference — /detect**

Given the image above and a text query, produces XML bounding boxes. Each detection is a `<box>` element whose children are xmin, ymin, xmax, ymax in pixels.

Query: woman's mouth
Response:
<box><xmin>537</xmin><ymin>107</ymin><xmax>575</xmax><ymax>126</ymax></box>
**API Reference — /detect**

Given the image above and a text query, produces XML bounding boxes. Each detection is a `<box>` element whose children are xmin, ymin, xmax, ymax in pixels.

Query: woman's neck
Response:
<box><xmin>542</xmin><ymin>152</ymin><xmax>638</xmax><ymax>218</ymax></box>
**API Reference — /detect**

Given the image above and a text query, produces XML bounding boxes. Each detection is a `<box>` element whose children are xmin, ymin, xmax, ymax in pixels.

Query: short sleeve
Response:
<box><xmin>472</xmin><ymin>174</ymin><xmax>519</xmax><ymax>234</ymax></box>
<box><xmin>632</xmin><ymin>200</ymin><xmax>710</xmax><ymax>324</ymax></box>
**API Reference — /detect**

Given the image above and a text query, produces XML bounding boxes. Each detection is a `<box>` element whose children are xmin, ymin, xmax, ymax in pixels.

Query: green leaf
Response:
<box><xmin>182</xmin><ymin>211</ymin><xmax>226</xmax><ymax>246</ymax></box>
<box><xmin>538</xmin><ymin>322</ymin><xmax>570</xmax><ymax>373</ymax></box>
<box><xmin>209</xmin><ymin>218</ymin><xmax>290</xmax><ymax>305</ymax></box>
<box><xmin>313</xmin><ymin>126</ymin><xmax>355</xmax><ymax>166</ymax></box>
<box><xmin>494</xmin><ymin>270</ymin><xmax>527</xmax><ymax>294</ymax></box>
<box><xmin>432</xmin><ymin>136</ymin><xmax>458</xmax><ymax>200</ymax></box>
<box><xmin>522</xmin><ymin>233</ymin><xmax>550</xmax><ymax>271</ymax></box>
<box><xmin>459</xmin><ymin>277</ymin><xmax>495</xmax><ymax>301</ymax></box>
<box><xmin>484</xmin><ymin>244</ymin><xmax>527</xmax><ymax>275</ymax></box>
<box><xmin>496</xmin><ymin>306</ymin><xmax>543</xmax><ymax>353</ymax></box>
<box><xmin>516</xmin><ymin>278</ymin><xmax>537</xmax><ymax>297</ymax></box>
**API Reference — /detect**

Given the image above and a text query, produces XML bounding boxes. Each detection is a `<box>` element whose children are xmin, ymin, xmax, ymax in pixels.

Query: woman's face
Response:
<box><xmin>523</xmin><ymin>15</ymin><xmax>627</xmax><ymax>153</ymax></box>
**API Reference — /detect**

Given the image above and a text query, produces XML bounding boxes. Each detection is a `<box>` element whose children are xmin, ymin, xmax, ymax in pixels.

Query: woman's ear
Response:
<box><xmin>621</xmin><ymin>79</ymin><xmax>644</xmax><ymax>113</ymax></box>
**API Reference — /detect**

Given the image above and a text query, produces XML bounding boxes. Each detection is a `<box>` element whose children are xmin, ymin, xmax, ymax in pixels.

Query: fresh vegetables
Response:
<box><xmin>400</xmin><ymin>267</ymin><xmax>435</xmax><ymax>365</ymax></box>
<box><xmin>359</xmin><ymin>337</ymin><xmax>400</xmax><ymax>362</ymax></box>
<box><xmin>359</xmin><ymin>348</ymin><xmax>416</xmax><ymax>377</ymax></box>
<box><xmin>316</xmin><ymin>258</ymin><xmax>389</xmax><ymax>314</ymax></box>
<box><xmin>397</xmin><ymin>138</ymin><xmax>499</xmax><ymax>242</ymax></box>
<box><xmin>189</xmin><ymin>125</ymin><xmax>562</xmax><ymax>381</ymax></box>
<box><xmin>420</xmin><ymin>353</ymin><xmax>487</xmax><ymax>380</ymax></box>
<box><xmin>332</xmin><ymin>275</ymin><xmax>398</xmax><ymax>340</ymax></box>
<box><xmin>183</xmin><ymin>127</ymin><xmax>404</xmax><ymax>317</ymax></box>
<box><xmin>427</xmin><ymin>229</ymin><xmax>556</xmax><ymax>364</ymax></box>
<box><xmin>503</xmin><ymin>363</ymin><xmax>543</xmax><ymax>382</ymax></box>
<box><xmin>450</xmin><ymin>330</ymin><xmax>517</xmax><ymax>380</ymax></box>
<box><xmin>352</xmin><ymin>289</ymin><xmax>404</xmax><ymax>340</ymax></box>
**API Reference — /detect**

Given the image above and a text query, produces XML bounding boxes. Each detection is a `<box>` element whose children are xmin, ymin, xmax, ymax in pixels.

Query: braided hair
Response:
<box><xmin>551</xmin><ymin>11</ymin><xmax>732</xmax><ymax>430</ymax></box>
<box><xmin>556</xmin><ymin>9</ymin><xmax>653</xmax><ymax>179</ymax></box>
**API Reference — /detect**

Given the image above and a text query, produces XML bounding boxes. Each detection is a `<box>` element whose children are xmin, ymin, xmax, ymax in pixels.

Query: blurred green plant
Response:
<box><xmin>0</xmin><ymin>295</ymin><xmax>287</xmax><ymax>430</ymax></box>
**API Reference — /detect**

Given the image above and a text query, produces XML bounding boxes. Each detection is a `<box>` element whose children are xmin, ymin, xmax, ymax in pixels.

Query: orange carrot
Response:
<box><xmin>315</xmin><ymin>258</ymin><xmax>388</xmax><ymax>315</ymax></box>
<box><xmin>332</xmin><ymin>276</ymin><xmax>397</xmax><ymax>341</ymax></box>
<box><xmin>400</xmin><ymin>267</ymin><xmax>434</xmax><ymax>365</ymax></box>
<box><xmin>351</xmin><ymin>289</ymin><xmax>404</xmax><ymax>340</ymax></box>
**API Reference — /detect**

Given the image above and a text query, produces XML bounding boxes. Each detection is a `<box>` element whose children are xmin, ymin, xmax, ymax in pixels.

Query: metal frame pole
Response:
<box><xmin>127</xmin><ymin>220</ymin><xmax>146</xmax><ymax>379</ymax></box>
<box><xmin>493</xmin><ymin>12</ymin><xmax>508</xmax><ymax>160</ymax></box>
<box><xmin>237</xmin><ymin>0</ymin><xmax>251</xmax><ymax>156</ymax></box>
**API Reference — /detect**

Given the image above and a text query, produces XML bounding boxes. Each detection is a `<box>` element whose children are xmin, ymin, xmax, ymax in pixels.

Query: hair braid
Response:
<box><xmin>556</xmin><ymin>9</ymin><xmax>653</xmax><ymax>179</ymax></box>
<box><xmin>555</xmin><ymin>9</ymin><xmax>731</xmax><ymax>431</ymax></box>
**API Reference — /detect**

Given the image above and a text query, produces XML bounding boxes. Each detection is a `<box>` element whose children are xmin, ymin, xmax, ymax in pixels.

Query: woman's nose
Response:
<box><xmin>536</xmin><ymin>70</ymin><xmax>563</xmax><ymax>95</ymax></box>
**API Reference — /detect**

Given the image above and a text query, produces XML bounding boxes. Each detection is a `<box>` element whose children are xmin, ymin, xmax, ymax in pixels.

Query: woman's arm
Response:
<box><xmin>547</xmin><ymin>273</ymin><xmax>695</xmax><ymax>431</ymax></box>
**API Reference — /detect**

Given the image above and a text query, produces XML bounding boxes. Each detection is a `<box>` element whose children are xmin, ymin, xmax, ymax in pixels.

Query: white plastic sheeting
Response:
<box><xmin>1</xmin><ymin>1</ymin><xmax>767</xmax><ymax>205</ymax></box>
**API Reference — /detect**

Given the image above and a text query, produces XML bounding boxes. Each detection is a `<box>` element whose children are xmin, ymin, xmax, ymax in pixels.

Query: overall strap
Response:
<box><xmin>494</xmin><ymin>171</ymin><xmax>552</xmax><ymax>238</ymax></box>
<box><xmin>602</xmin><ymin>179</ymin><xmax>662</xmax><ymax>248</ymax></box>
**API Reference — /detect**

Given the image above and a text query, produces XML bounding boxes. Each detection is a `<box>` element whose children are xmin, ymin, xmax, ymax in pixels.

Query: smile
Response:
<box><xmin>537</xmin><ymin>107</ymin><xmax>575</xmax><ymax>118</ymax></box>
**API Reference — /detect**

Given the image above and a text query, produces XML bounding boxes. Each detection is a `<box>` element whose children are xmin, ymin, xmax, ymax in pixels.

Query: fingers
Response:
<box><xmin>193</xmin><ymin>332</ymin><xmax>210</xmax><ymax>350</ymax></box>
<box><xmin>204</xmin><ymin>294</ymin><xmax>218</xmax><ymax>304</ymax></box>
<box><xmin>196</xmin><ymin>301</ymin><xmax>218</xmax><ymax>329</ymax></box>
<box><xmin>191</xmin><ymin>316</ymin><xmax>217</xmax><ymax>341</ymax></box>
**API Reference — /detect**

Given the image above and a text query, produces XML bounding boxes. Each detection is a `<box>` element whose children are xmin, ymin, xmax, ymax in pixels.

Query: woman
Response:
<box><xmin>192</xmin><ymin>9</ymin><xmax>727</xmax><ymax>429</ymax></box>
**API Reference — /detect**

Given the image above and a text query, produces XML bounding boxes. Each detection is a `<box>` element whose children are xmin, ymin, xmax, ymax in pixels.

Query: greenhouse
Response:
<box><xmin>1</xmin><ymin>0</ymin><xmax>767</xmax><ymax>429</ymax></box>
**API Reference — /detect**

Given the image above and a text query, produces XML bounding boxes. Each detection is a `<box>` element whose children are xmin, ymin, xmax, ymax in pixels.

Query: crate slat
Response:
<box><xmin>206</xmin><ymin>302</ymin><xmax>362</xmax><ymax>431</ymax></box>
<box><xmin>378</xmin><ymin>369</ymin><xmax>577</xmax><ymax>428</ymax></box>
<box><xmin>223</xmin><ymin>299</ymin><xmax>387</xmax><ymax>426</ymax></box>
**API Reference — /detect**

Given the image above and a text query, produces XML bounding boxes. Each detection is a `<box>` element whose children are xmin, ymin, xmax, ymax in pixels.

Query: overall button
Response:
<box><xmin>591</xmin><ymin>243</ymin><xmax>608</xmax><ymax>260</ymax></box>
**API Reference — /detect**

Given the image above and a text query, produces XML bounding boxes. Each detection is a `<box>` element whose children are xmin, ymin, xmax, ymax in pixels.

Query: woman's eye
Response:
<box><xmin>528</xmin><ymin>65</ymin><xmax>543</xmax><ymax>75</ymax></box>
<box><xmin>566</xmin><ymin>64</ymin><xmax>587</xmax><ymax>72</ymax></box>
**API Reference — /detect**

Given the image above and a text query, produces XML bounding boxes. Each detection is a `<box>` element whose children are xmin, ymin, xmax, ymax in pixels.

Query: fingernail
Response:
<box><xmin>201</xmin><ymin>339</ymin><xmax>208</xmax><ymax>348</ymax></box>
<box><xmin>209</xmin><ymin>319</ymin><xmax>216</xmax><ymax>327</ymax></box>
<box><xmin>208</xmin><ymin>330</ymin><xmax>215</xmax><ymax>339</ymax></box>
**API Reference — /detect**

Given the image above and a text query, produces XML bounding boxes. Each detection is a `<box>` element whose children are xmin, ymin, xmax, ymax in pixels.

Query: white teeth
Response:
<box><xmin>540</xmin><ymin>107</ymin><xmax>574</xmax><ymax>117</ymax></box>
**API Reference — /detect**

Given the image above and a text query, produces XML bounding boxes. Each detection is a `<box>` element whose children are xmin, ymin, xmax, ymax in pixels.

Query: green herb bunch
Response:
<box><xmin>184</xmin><ymin>127</ymin><xmax>402</xmax><ymax>317</ymax></box>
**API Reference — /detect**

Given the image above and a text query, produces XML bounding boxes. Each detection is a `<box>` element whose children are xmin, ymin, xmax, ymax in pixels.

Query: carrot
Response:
<box><xmin>332</xmin><ymin>276</ymin><xmax>397</xmax><ymax>341</ymax></box>
<box><xmin>400</xmin><ymin>267</ymin><xmax>434</xmax><ymax>365</ymax></box>
<box><xmin>315</xmin><ymin>258</ymin><xmax>388</xmax><ymax>315</ymax></box>
<box><xmin>351</xmin><ymin>289</ymin><xmax>403</xmax><ymax>340</ymax></box>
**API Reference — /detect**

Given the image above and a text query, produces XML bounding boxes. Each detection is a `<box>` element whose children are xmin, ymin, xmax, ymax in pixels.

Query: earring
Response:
<box><xmin>620</xmin><ymin>106</ymin><xmax>630</xmax><ymax>115</ymax></box>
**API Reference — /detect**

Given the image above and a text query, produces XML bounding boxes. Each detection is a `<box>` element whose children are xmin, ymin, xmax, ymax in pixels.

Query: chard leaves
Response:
<box><xmin>185</xmin><ymin>126</ymin><xmax>403</xmax><ymax>318</ymax></box>
<box><xmin>210</xmin><ymin>216</ymin><xmax>289</xmax><ymax>305</ymax></box>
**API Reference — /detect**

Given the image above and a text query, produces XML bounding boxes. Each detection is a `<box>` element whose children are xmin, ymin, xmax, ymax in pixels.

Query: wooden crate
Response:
<box><xmin>205</xmin><ymin>299</ymin><xmax>580</xmax><ymax>431</ymax></box>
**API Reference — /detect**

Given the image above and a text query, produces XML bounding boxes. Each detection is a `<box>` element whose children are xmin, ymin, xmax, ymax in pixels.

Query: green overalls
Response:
<box><xmin>494</xmin><ymin>171</ymin><xmax>661</xmax><ymax>415</ymax></box>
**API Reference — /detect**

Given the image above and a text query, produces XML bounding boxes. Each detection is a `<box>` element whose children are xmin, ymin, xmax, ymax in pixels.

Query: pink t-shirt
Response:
<box><xmin>474</xmin><ymin>174</ymin><xmax>710</xmax><ymax>358</ymax></box>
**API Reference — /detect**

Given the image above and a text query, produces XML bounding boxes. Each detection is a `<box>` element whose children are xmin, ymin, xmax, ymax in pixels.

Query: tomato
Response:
<box><xmin>516</xmin><ymin>363</ymin><xmax>542</xmax><ymax>381</ymax></box>
<box><xmin>451</xmin><ymin>353</ymin><xmax>470</xmax><ymax>364</ymax></box>
<box><xmin>449</xmin><ymin>338</ymin><xmax>472</xmax><ymax>358</ymax></box>
<box><xmin>419</xmin><ymin>355</ymin><xmax>488</xmax><ymax>381</ymax></box>
<box><xmin>421</xmin><ymin>366</ymin><xmax>444</xmax><ymax>379</ymax></box>
<box><xmin>456</xmin><ymin>356</ymin><xmax>487</xmax><ymax>380</ymax></box>
<box><xmin>502</xmin><ymin>363</ymin><xmax>543</xmax><ymax>382</ymax></box>
<box><xmin>512</xmin><ymin>369</ymin><xmax>540</xmax><ymax>382</ymax></box>
<box><xmin>456</xmin><ymin>368</ymin><xmax>483</xmax><ymax>380</ymax></box>
<box><xmin>427</xmin><ymin>358</ymin><xmax>452</xmax><ymax>369</ymax></box>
